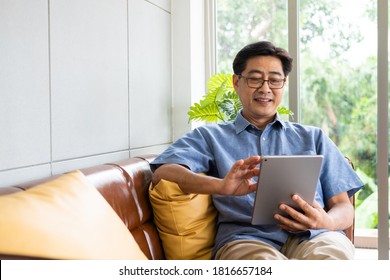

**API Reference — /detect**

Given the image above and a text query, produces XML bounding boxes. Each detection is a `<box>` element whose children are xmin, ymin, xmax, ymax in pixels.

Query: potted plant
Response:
<box><xmin>188</xmin><ymin>73</ymin><xmax>293</xmax><ymax>123</ymax></box>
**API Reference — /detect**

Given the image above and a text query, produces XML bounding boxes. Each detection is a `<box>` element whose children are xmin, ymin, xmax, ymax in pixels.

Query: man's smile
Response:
<box><xmin>254</xmin><ymin>96</ymin><xmax>273</xmax><ymax>103</ymax></box>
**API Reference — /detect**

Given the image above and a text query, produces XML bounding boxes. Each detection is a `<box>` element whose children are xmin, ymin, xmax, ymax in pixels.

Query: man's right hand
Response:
<box><xmin>218</xmin><ymin>155</ymin><xmax>261</xmax><ymax>196</ymax></box>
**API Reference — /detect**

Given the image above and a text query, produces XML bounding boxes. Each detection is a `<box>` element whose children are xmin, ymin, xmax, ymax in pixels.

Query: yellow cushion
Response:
<box><xmin>149</xmin><ymin>179</ymin><xmax>217</xmax><ymax>259</ymax></box>
<box><xmin>0</xmin><ymin>170</ymin><xmax>147</xmax><ymax>260</ymax></box>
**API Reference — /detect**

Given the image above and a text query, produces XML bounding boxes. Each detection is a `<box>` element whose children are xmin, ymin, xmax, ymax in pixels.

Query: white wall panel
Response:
<box><xmin>0</xmin><ymin>164</ymin><xmax>51</xmax><ymax>188</ymax></box>
<box><xmin>51</xmin><ymin>151</ymin><xmax>130</xmax><ymax>175</ymax></box>
<box><xmin>50</xmin><ymin>0</ymin><xmax>129</xmax><ymax>161</ymax></box>
<box><xmin>0</xmin><ymin>0</ymin><xmax>50</xmax><ymax>170</ymax></box>
<box><xmin>129</xmin><ymin>144</ymin><xmax>170</xmax><ymax>158</ymax></box>
<box><xmin>129</xmin><ymin>0</ymin><xmax>171</xmax><ymax>148</ymax></box>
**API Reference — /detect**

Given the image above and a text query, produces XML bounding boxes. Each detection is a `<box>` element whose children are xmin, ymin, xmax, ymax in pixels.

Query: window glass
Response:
<box><xmin>299</xmin><ymin>0</ymin><xmax>379</xmax><ymax>233</ymax></box>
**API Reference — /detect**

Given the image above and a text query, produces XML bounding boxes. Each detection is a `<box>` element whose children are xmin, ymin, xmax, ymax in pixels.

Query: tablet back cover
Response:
<box><xmin>251</xmin><ymin>155</ymin><xmax>323</xmax><ymax>225</ymax></box>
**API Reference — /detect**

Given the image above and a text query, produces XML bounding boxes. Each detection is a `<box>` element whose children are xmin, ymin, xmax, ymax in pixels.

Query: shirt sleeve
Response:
<box><xmin>316</xmin><ymin>129</ymin><xmax>364</xmax><ymax>201</ymax></box>
<box><xmin>150</xmin><ymin>127</ymin><xmax>215</xmax><ymax>174</ymax></box>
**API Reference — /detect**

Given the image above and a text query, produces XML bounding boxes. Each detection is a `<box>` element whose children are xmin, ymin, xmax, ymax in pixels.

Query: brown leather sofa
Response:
<box><xmin>0</xmin><ymin>154</ymin><xmax>165</xmax><ymax>260</ymax></box>
<box><xmin>0</xmin><ymin>154</ymin><xmax>354</xmax><ymax>260</ymax></box>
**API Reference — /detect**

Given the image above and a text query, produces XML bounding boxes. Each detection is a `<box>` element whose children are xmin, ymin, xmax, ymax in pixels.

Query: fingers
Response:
<box><xmin>291</xmin><ymin>194</ymin><xmax>313</xmax><ymax>213</ymax></box>
<box><xmin>311</xmin><ymin>199</ymin><xmax>324</xmax><ymax>210</ymax></box>
<box><xmin>275</xmin><ymin>195</ymin><xmax>326</xmax><ymax>231</ymax></box>
<box><xmin>232</xmin><ymin>156</ymin><xmax>261</xmax><ymax>171</ymax></box>
<box><xmin>231</xmin><ymin>159</ymin><xmax>245</xmax><ymax>172</ymax></box>
<box><xmin>274</xmin><ymin>195</ymin><xmax>311</xmax><ymax>231</ymax></box>
<box><xmin>274</xmin><ymin>213</ymin><xmax>308</xmax><ymax>231</ymax></box>
<box><xmin>245</xmin><ymin>155</ymin><xmax>261</xmax><ymax>164</ymax></box>
<box><xmin>248</xmin><ymin>181</ymin><xmax>258</xmax><ymax>193</ymax></box>
<box><xmin>224</xmin><ymin>156</ymin><xmax>261</xmax><ymax>196</ymax></box>
<box><xmin>277</xmin><ymin>203</ymin><xmax>309</xmax><ymax>223</ymax></box>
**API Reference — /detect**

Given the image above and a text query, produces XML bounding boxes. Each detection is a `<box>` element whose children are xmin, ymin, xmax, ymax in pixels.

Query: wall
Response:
<box><xmin>0</xmin><ymin>0</ymin><xmax>172</xmax><ymax>187</ymax></box>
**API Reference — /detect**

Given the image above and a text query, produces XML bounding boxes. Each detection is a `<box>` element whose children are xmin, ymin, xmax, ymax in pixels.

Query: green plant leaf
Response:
<box><xmin>203</xmin><ymin>73</ymin><xmax>234</xmax><ymax>106</ymax></box>
<box><xmin>207</xmin><ymin>73</ymin><xmax>234</xmax><ymax>93</ymax></box>
<box><xmin>217</xmin><ymin>91</ymin><xmax>243</xmax><ymax>121</ymax></box>
<box><xmin>188</xmin><ymin>101</ymin><xmax>222</xmax><ymax>123</ymax></box>
<box><xmin>277</xmin><ymin>106</ymin><xmax>294</xmax><ymax>117</ymax></box>
<box><xmin>203</xmin><ymin>87</ymin><xmax>222</xmax><ymax>106</ymax></box>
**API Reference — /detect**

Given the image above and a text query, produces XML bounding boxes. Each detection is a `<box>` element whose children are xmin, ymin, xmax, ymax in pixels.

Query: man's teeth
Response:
<box><xmin>255</xmin><ymin>98</ymin><xmax>272</xmax><ymax>102</ymax></box>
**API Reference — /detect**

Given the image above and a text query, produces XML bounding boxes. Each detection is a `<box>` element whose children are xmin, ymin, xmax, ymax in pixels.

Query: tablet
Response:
<box><xmin>251</xmin><ymin>155</ymin><xmax>323</xmax><ymax>225</ymax></box>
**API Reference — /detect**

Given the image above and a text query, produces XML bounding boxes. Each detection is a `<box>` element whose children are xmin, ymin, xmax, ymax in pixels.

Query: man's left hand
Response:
<box><xmin>273</xmin><ymin>194</ymin><xmax>333</xmax><ymax>232</ymax></box>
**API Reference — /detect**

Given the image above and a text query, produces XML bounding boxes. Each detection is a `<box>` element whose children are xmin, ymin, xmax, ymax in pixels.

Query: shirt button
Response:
<box><xmin>262</xmin><ymin>137</ymin><xmax>266</xmax><ymax>141</ymax></box>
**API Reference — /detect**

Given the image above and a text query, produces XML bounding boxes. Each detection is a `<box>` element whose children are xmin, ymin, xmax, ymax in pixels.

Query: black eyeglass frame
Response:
<box><xmin>238</xmin><ymin>74</ymin><xmax>286</xmax><ymax>89</ymax></box>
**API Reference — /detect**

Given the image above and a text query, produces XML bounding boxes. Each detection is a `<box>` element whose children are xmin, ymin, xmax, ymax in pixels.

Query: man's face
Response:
<box><xmin>233</xmin><ymin>55</ymin><xmax>285</xmax><ymax>128</ymax></box>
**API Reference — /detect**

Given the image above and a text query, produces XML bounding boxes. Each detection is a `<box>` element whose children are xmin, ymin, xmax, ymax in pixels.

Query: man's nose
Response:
<box><xmin>258</xmin><ymin>80</ymin><xmax>271</xmax><ymax>91</ymax></box>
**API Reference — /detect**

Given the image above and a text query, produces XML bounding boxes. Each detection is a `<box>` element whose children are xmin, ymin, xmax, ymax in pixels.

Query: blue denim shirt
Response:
<box><xmin>151</xmin><ymin>111</ymin><xmax>364</xmax><ymax>258</ymax></box>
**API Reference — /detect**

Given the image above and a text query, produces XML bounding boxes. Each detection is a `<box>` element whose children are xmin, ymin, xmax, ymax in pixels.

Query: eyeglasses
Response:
<box><xmin>238</xmin><ymin>75</ymin><xmax>286</xmax><ymax>89</ymax></box>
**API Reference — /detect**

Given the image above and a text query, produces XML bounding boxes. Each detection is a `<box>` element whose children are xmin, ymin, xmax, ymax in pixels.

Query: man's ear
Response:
<box><xmin>232</xmin><ymin>74</ymin><xmax>240</xmax><ymax>90</ymax></box>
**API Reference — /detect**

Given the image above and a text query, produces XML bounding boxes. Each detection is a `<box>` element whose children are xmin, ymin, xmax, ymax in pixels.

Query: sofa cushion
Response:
<box><xmin>149</xmin><ymin>179</ymin><xmax>217</xmax><ymax>259</ymax></box>
<box><xmin>0</xmin><ymin>170</ymin><xmax>147</xmax><ymax>260</ymax></box>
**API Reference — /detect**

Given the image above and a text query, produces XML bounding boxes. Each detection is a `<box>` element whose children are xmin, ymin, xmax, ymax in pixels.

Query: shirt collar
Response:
<box><xmin>234</xmin><ymin>110</ymin><xmax>287</xmax><ymax>134</ymax></box>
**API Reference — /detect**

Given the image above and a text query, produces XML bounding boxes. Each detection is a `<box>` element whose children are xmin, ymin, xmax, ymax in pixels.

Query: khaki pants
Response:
<box><xmin>215</xmin><ymin>231</ymin><xmax>355</xmax><ymax>260</ymax></box>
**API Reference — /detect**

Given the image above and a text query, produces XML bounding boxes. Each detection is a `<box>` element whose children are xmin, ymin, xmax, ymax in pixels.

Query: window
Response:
<box><xmin>214</xmin><ymin>0</ymin><xmax>389</xmax><ymax>259</ymax></box>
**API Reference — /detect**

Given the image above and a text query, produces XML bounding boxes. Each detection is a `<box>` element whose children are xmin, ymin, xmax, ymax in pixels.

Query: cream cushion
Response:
<box><xmin>149</xmin><ymin>179</ymin><xmax>217</xmax><ymax>259</ymax></box>
<box><xmin>0</xmin><ymin>170</ymin><xmax>147</xmax><ymax>260</ymax></box>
